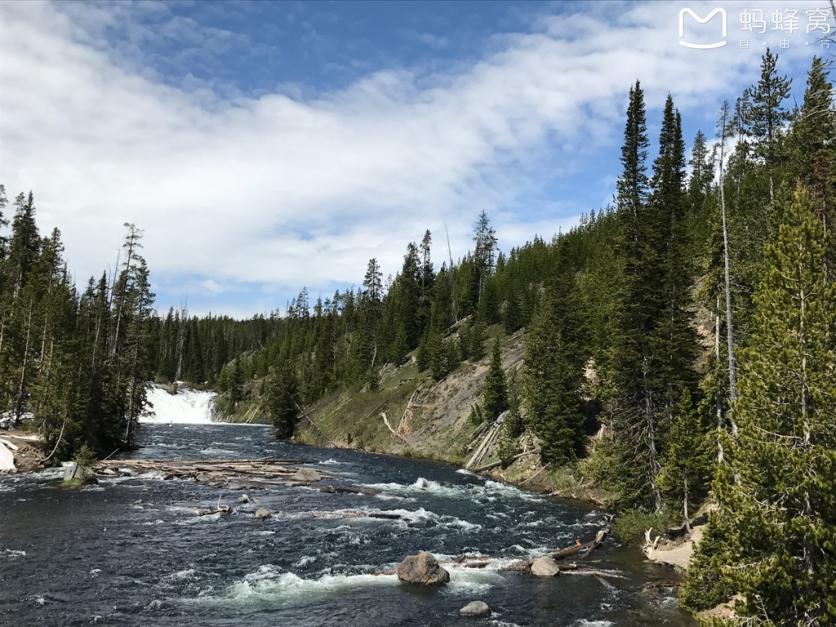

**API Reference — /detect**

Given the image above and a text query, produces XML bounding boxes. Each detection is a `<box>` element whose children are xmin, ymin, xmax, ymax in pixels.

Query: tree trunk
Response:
<box><xmin>14</xmin><ymin>298</ymin><xmax>34</xmax><ymax>427</ymax></box>
<box><xmin>715</xmin><ymin>293</ymin><xmax>724</xmax><ymax>463</ymax></box>
<box><xmin>718</xmin><ymin>107</ymin><xmax>738</xmax><ymax>423</ymax></box>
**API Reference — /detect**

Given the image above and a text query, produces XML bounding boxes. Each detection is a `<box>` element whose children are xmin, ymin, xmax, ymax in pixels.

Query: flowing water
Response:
<box><xmin>0</xmin><ymin>422</ymin><xmax>691</xmax><ymax>626</ymax></box>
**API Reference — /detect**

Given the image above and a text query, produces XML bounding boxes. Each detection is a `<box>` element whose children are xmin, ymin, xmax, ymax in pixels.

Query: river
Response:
<box><xmin>0</xmin><ymin>422</ymin><xmax>692</xmax><ymax>626</ymax></box>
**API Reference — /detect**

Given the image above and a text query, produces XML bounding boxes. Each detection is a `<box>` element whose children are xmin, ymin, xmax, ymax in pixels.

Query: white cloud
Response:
<box><xmin>197</xmin><ymin>279</ymin><xmax>224</xmax><ymax>295</ymax></box>
<box><xmin>0</xmin><ymin>1</ymin><xmax>813</xmax><ymax>314</ymax></box>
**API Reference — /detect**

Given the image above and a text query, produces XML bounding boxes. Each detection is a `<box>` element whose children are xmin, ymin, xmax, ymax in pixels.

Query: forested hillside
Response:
<box><xmin>0</xmin><ymin>195</ymin><xmax>154</xmax><ymax>458</ymax></box>
<box><xmin>1</xmin><ymin>50</ymin><xmax>832</xmax><ymax>623</ymax></box>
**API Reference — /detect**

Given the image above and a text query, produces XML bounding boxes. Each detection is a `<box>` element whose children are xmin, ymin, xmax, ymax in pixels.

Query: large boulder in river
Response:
<box><xmin>530</xmin><ymin>556</ymin><xmax>560</xmax><ymax>577</ymax></box>
<box><xmin>396</xmin><ymin>551</ymin><xmax>450</xmax><ymax>586</ymax></box>
<box><xmin>459</xmin><ymin>600</ymin><xmax>491</xmax><ymax>617</ymax></box>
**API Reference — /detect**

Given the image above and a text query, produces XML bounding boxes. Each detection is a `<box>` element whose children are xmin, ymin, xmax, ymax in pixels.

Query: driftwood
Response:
<box><xmin>471</xmin><ymin>448</ymin><xmax>539</xmax><ymax>473</ymax></box>
<box><xmin>551</xmin><ymin>528</ymin><xmax>608</xmax><ymax>560</ymax></box>
<box><xmin>380</xmin><ymin>412</ymin><xmax>411</xmax><ymax>445</ymax></box>
<box><xmin>94</xmin><ymin>458</ymin><xmax>386</xmax><ymax>496</ymax></box>
<box><xmin>396</xmin><ymin>389</ymin><xmax>421</xmax><ymax>435</ymax></box>
<box><xmin>295</xmin><ymin>401</ymin><xmax>339</xmax><ymax>448</ymax></box>
<box><xmin>561</xmin><ymin>568</ymin><xmax>626</xmax><ymax>579</ymax></box>
<box><xmin>465</xmin><ymin>412</ymin><xmax>507</xmax><ymax>469</ymax></box>
<box><xmin>197</xmin><ymin>504</ymin><xmax>232</xmax><ymax>517</ymax></box>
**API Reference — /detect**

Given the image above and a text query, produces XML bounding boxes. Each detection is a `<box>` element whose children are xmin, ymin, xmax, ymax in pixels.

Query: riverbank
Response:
<box><xmin>0</xmin><ymin>430</ymin><xmax>44</xmax><ymax>472</ymax></box>
<box><xmin>213</xmin><ymin>328</ymin><xmax>617</xmax><ymax>504</ymax></box>
<box><xmin>283</xmin><ymin>330</ymin><xmax>617</xmax><ymax>506</ymax></box>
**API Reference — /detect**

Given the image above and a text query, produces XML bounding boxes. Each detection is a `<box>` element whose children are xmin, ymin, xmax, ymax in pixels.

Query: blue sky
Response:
<box><xmin>0</xmin><ymin>1</ymin><xmax>830</xmax><ymax>317</ymax></box>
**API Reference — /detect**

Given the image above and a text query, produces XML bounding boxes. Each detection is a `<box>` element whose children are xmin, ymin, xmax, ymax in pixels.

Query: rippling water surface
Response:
<box><xmin>0</xmin><ymin>424</ymin><xmax>691</xmax><ymax>626</ymax></box>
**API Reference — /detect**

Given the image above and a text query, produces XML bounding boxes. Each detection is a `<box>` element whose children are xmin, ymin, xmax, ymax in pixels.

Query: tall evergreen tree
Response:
<box><xmin>269</xmin><ymin>361</ymin><xmax>301</xmax><ymax>439</ymax></box>
<box><xmin>611</xmin><ymin>82</ymin><xmax>664</xmax><ymax>510</ymax></box>
<box><xmin>685</xmin><ymin>186</ymin><xmax>836</xmax><ymax>622</ymax></box>
<box><xmin>651</xmin><ymin>101</ymin><xmax>699</xmax><ymax>422</ymax></box>
<box><xmin>749</xmin><ymin>48</ymin><xmax>791</xmax><ymax>204</ymax></box>
<box><xmin>524</xmin><ymin>285</ymin><xmax>585</xmax><ymax>465</ymax></box>
<box><xmin>788</xmin><ymin>56</ymin><xmax>835</xmax><ymax>269</ymax></box>
<box><xmin>482</xmin><ymin>338</ymin><xmax>507</xmax><ymax>420</ymax></box>
<box><xmin>471</xmin><ymin>211</ymin><xmax>498</xmax><ymax>311</ymax></box>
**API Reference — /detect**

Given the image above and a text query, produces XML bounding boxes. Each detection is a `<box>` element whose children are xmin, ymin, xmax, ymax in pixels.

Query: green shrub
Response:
<box><xmin>614</xmin><ymin>507</ymin><xmax>675</xmax><ymax>545</ymax></box>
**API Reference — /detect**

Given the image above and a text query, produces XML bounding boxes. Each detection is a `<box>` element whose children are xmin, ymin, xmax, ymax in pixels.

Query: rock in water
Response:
<box><xmin>292</xmin><ymin>467</ymin><xmax>322</xmax><ymax>482</ymax></box>
<box><xmin>501</xmin><ymin>559</ymin><xmax>532</xmax><ymax>573</ymax></box>
<box><xmin>62</xmin><ymin>463</ymin><xmax>97</xmax><ymax>485</ymax></box>
<box><xmin>530</xmin><ymin>556</ymin><xmax>560</xmax><ymax>577</ymax></box>
<box><xmin>396</xmin><ymin>551</ymin><xmax>450</xmax><ymax>585</ymax></box>
<box><xmin>238</xmin><ymin>494</ymin><xmax>250</xmax><ymax>504</ymax></box>
<box><xmin>459</xmin><ymin>601</ymin><xmax>491</xmax><ymax>617</ymax></box>
<box><xmin>254</xmin><ymin>507</ymin><xmax>271</xmax><ymax>520</ymax></box>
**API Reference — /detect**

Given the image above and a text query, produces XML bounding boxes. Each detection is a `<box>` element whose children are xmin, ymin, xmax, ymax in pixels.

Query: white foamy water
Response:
<box><xmin>362</xmin><ymin>476</ymin><xmax>544</xmax><ymax>503</ymax></box>
<box><xmin>215</xmin><ymin>565</ymin><xmax>398</xmax><ymax>606</ymax></box>
<box><xmin>142</xmin><ymin>385</ymin><xmax>217</xmax><ymax>424</ymax></box>
<box><xmin>199</xmin><ymin>561</ymin><xmax>504</xmax><ymax>607</ymax></box>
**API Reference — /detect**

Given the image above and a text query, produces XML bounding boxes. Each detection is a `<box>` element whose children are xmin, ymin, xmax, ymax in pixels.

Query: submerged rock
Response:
<box><xmin>459</xmin><ymin>600</ymin><xmax>491</xmax><ymax>617</ymax></box>
<box><xmin>396</xmin><ymin>551</ymin><xmax>450</xmax><ymax>586</ymax></box>
<box><xmin>530</xmin><ymin>556</ymin><xmax>560</xmax><ymax>577</ymax></box>
<box><xmin>255</xmin><ymin>507</ymin><xmax>271</xmax><ymax>520</ymax></box>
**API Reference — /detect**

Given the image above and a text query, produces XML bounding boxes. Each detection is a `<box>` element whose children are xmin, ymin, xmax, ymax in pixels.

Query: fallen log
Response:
<box><xmin>551</xmin><ymin>528</ymin><xmax>608</xmax><ymax>561</ymax></box>
<box><xmin>471</xmin><ymin>448</ymin><xmax>538</xmax><ymax>473</ymax></box>
<box><xmin>295</xmin><ymin>401</ymin><xmax>339</xmax><ymax>448</ymax></box>
<box><xmin>561</xmin><ymin>568</ymin><xmax>626</xmax><ymax>579</ymax></box>
<box><xmin>95</xmin><ymin>457</ymin><xmax>371</xmax><ymax>494</ymax></box>
<box><xmin>197</xmin><ymin>504</ymin><xmax>232</xmax><ymax>517</ymax></box>
<box><xmin>380</xmin><ymin>412</ymin><xmax>410</xmax><ymax>445</ymax></box>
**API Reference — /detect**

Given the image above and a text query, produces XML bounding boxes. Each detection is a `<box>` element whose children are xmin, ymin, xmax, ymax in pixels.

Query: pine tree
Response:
<box><xmin>611</xmin><ymin>82</ymin><xmax>663</xmax><ymax>509</ymax></box>
<box><xmin>788</xmin><ymin>56</ymin><xmax>834</xmax><ymax>269</ymax></box>
<box><xmin>482</xmin><ymin>338</ymin><xmax>507</xmax><ymax>420</ymax></box>
<box><xmin>0</xmin><ymin>185</ymin><xmax>8</xmax><ymax>259</ymax></box>
<box><xmin>685</xmin><ymin>186</ymin><xmax>836</xmax><ymax>621</ymax></box>
<box><xmin>395</xmin><ymin>242</ymin><xmax>422</xmax><ymax>350</ymax></box>
<box><xmin>608</xmin><ymin>92</ymin><xmax>702</xmax><ymax>510</ymax></box>
<box><xmin>358</xmin><ymin>258</ymin><xmax>384</xmax><ymax>388</ymax></box>
<box><xmin>471</xmin><ymin>211</ymin><xmax>497</xmax><ymax>310</ymax></box>
<box><xmin>687</xmin><ymin>130</ymin><xmax>714</xmax><ymax>213</ymax></box>
<box><xmin>498</xmin><ymin>368</ymin><xmax>524</xmax><ymax>466</ymax></box>
<box><xmin>269</xmin><ymin>361</ymin><xmax>300</xmax><ymax>439</ymax></box>
<box><xmin>749</xmin><ymin>48</ymin><xmax>791</xmax><ymax>204</ymax></box>
<box><xmin>503</xmin><ymin>284</ymin><xmax>522</xmax><ymax>334</ymax></box>
<box><xmin>467</xmin><ymin>321</ymin><xmax>486</xmax><ymax>361</ymax></box>
<box><xmin>229</xmin><ymin>359</ymin><xmax>244</xmax><ymax>406</ymax></box>
<box><xmin>651</xmin><ymin>101</ymin><xmax>699</xmax><ymax>422</ymax></box>
<box><xmin>524</xmin><ymin>283</ymin><xmax>585</xmax><ymax>465</ymax></box>
<box><xmin>616</xmin><ymin>81</ymin><xmax>649</xmax><ymax>222</ymax></box>
<box><xmin>657</xmin><ymin>391</ymin><xmax>712</xmax><ymax>528</ymax></box>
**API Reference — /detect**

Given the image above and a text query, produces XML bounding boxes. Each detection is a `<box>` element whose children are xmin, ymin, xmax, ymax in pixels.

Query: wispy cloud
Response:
<box><xmin>0</xmin><ymin>1</ymin><xmax>818</xmax><ymax>314</ymax></box>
